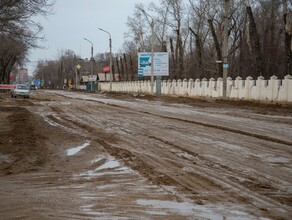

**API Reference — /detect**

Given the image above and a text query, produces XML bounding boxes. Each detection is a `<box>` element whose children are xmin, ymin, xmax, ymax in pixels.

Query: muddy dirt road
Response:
<box><xmin>0</xmin><ymin>90</ymin><xmax>291</xmax><ymax>219</ymax></box>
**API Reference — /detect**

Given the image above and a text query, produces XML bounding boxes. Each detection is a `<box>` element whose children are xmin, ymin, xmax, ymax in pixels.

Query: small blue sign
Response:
<box><xmin>34</xmin><ymin>79</ymin><xmax>40</xmax><ymax>86</ymax></box>
<box><xmin>223</xmin><ymin>63</ymin><xmax>229</xmax><ymax>68</ymax></box>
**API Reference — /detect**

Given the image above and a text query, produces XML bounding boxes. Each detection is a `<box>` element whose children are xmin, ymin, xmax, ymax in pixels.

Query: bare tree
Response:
<box><xmin>0</xmin><ymin>0</ymin><xmax>53</xmax><ymax>36</ymax></box>
<box><xmin>189</xmin><ymin>27</ymin><xmax>204</xmax><ymax>78</ymax></box>
<box><xmin>247</xmin><ymin>6</ymin><xmax>264</xmax><ymax>76</ymax></box>
<box><xmin>0</xmin><ymin>35</ymin><xmax>28</xmax><ymax>83</ymax></box>
<box><xmin>0</xmin><ymin>0</ymin><xmax>54</xmax><ymax>83</ymax></box>
<box><xmin>283</xmin><ymin>0</ymin><xmax>292</xmax><ymax>75</ymax></box>
<box><xmin>166</xmin><ymin>0</ymin><xmax>187</xmax><ymax>78</ymax></box>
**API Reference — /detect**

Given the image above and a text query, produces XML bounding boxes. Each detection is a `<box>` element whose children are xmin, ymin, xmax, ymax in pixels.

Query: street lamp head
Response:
<box><xmin>98</xmin><ymin>27</ymin><xmax>111</xmax><ymax>38</ymax></box>
<box><xmin>83</xmin><ymin>38</ymin><xmax>93</xmax><ymax>47</ymax></box>
<box><xmin>98</xmin><ymin>27</ymin><xmax>113</xmax><ymax>92</ymax></box>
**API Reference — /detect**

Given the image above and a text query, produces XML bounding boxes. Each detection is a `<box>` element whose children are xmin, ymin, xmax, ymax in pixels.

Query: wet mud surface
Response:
<box><xmin>0</xmin><ymin>91</ymin><xmax>291</xmax><ymax>219</ymax></box>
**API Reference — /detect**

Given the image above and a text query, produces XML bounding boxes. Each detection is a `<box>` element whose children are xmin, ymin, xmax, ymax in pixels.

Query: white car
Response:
<box><xmin>11</xmin><ymin>84</ymin><xmax>30</xmax><ymax>98</ymax></box>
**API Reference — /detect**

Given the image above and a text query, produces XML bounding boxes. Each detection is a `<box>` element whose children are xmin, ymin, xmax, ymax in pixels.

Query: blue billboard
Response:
<box><xmin>138</xmin><ymin>52</ymin><xmax>169</xmax><ymax>77</ymax></box>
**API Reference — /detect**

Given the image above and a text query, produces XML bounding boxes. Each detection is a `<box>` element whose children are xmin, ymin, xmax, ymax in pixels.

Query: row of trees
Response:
<box><xmin>35</xmin><ymin>0</ymin><xmax>292</xmax><ymax>87</ymax></box>
<box><xmin>0</xmin><ymin>0</ymin><xmax>53</xmax><ymax>84</ymax></box>
<box><xmin>124</xmin><ymin>0</ymin><xmax>291</xmax><ymax>80</ymax></box>
<box><xmin>34</xmin><ymin>50</ymin><xmax>92</xmax><ymax>88</ymax></box>
<box><xmin>34</xmin><ymin>50</ymin><xmax>138</xmax><ymax>88</ymax></box>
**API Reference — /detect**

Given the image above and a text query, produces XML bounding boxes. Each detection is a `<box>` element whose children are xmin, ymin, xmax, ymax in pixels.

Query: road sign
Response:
<box><xmin>76</xmin><ymin>64</ymin><xmax>81</xmax><ymax>69</ymax></box>
<box><xmin>223</xmin><ymin>63</ymin><xmax>229</xmax><ymax>68</ymax></box>
<box><xmin>103</xmin><ymin>66</ymin><xmax>110</xmax><ymax>73</ymax></box>
<box><xmin>34</xmin><ymin>79</ymin><xmax>40</xmax><ymax>86</ymax></box>
<box><xmin>138</xmin><ymin>52</ymin><xmax>169</xmax><ymax>76</ymax></box>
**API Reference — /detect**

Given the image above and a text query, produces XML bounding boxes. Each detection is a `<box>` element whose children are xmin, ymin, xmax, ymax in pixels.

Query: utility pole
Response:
<box><xmin>222</xmin><ymin>0</ymin><xmax>230</xmax><ymax>98</ymax></box>
<box><xmin>140</xmin><ymin>8</ymin><xmax>156</xmax><ymax>95</ymax></box>
<box><xmin>150</xmin><ymin>20</ymin><xmax>154</xmax><ymax>95</ymax></box>
<box><xmin>109</xmin><ymin>35</ymin><xmax>113</xmax><ymax>92</ymax></box>
<box><xmin>75</xmin><ymin>65</ymin><xmax>78</xmax><ymax>89</ymax></box>
<box><xmin>98</xmin><ymin>28</ymin><xmax>113</xmax><ymax>92</ymax></box>
<box><xmin>83</xmin><ymin>38</ymin><xmax>94</xmax><ymax>91</ymax></box>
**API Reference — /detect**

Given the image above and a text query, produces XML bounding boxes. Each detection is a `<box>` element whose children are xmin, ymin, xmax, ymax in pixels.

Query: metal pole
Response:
<box><xmin>140</xmin><ymin>9</ymin><xmax>159</xmax><ymax>95</ymax></box>
<box><xmin>98</xmin><ymin>28</ymin><xmax>112</xmax><ymax>92</ymax></box>
<box><xmin>109</xmin><ymin>37</ymin><xmax>113</xmax><ymax>92</ymax></box>
<box><xmin>75</xmin><ymin>65</ymin><xmax>78</xmax><ymax>89</ymax></box>
<box><xmin>151</xmin><ymin>20</ymin><xmax>154</xmax><ymax>95</ymax></box>
<box><xmin>83</xmin><ymin>38</ymin><xmax>94</xmax><ymax>91</ymax></box>
<box><xmin>91</xmin><ymin>45</ymin><xmax>93</xmax><ymax>91</ymax></box>
<box><xmin>222</xmin><ymin>0</ymin><xmax>229</xmax><ymax>98</ymax></box>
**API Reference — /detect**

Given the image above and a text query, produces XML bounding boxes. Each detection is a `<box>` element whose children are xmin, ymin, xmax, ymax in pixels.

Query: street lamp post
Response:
<box><xmin>150</xmin><ymin>20</ymin><xmax>154</xmax><ymax>95</ymax></box>
<box><xmin>98</xmin><ymin>28</ymin><xmax>113</xmax><ymax>92</ymax></box>
<box><xmin>83</xmin><ymin>38</ymin><xmax>94</xmax><ymax>91</ymax></box>
<box><xmin>141</xmin><ymin>9</ymin><xmax>157</xmax><ymax>95</ymax></box>
<box><xmin>222</xmin><ymin>0</ymin><xmax>230</xmax><ymax>98</ymax></box>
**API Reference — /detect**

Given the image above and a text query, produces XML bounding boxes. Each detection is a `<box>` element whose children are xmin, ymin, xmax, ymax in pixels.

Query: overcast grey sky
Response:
<box><xmin>27</xmin><ymin>0</ymin><xmax>154</xmax><ymax>75</ymax></box>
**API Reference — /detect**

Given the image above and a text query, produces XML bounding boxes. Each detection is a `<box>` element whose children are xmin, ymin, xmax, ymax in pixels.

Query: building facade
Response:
<box><xmin>14</xmin><ymin>68</ymin><xmax>29</xmax><ymax>84</ymax></box>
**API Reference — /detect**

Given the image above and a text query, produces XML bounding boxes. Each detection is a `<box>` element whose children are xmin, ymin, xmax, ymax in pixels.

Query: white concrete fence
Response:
<box><xmin>99</xmin><ymin>75</ymin><xmax>292</xmax><ymax>103</ymax></box>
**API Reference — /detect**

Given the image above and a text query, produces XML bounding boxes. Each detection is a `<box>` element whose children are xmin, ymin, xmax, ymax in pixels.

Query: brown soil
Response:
<box><xmin>0</xmin><ymin>91</ymin><xmax>291</xmax><ymax>219</ymax></box>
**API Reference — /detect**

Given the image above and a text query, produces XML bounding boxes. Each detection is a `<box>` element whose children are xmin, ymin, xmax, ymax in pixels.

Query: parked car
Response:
<box><xmin>11</xmin><ymin>84</ymin><xmax>30</xmax><ymax>98</ymax></box>
<box><xmin>30</xmin><ymin>84</ymin><xmax>37</xmax><ymax>90</ymax></box>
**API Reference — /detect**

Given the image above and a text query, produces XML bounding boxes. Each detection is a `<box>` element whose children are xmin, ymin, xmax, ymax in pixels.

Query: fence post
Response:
<box><xmin>188</xmin><ymin>79</ymin><xmax>194</xmax><ymax>96</ymax></box>
<box><xmin>256</xmin><ymin>76</ymin><xmax>266</xmax><ymax>101</ymax></box>
<box><xmin>269</xmin><ymin>75</ymin><xmax>279</xmax><ymax>102</ymax></box>
<box><xmin>245</xmin><ymin>76</ymin><xmax>253</xmax><ymax>100</ymax></box>
<box><xmin>209</xmin><ymin>78</ymin><xmax>215</xmax><ymax>97</ymax></box>
<box><xmin>284</xmin><ymin>75</ymin><xmax>292</xmax><ymax>102</ymax></box>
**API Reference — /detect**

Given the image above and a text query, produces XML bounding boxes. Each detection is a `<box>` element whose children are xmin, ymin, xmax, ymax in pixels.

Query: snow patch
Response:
<box><xmin>96</xmin><ymin>157</ymin><xmax>120</xmax><ymax>170</ymax></box>
<box><xmin>75</xmin><ymin>156</ymin><xmax>133</xmax><ymax>179</ymax></box>
<box><xmin>67</xmin><ymin>141</ymin><xmax>90</xmax><ymax>156</ymax></box>
<box><xmin>90</xmin><ymin>156</ymin><xmax>103</xmax><ymax>164</ymax></box>
<box><xmin>136</xmin><ymin>199</ymin><xmax>267</xmax><ymax>220</ymax></box>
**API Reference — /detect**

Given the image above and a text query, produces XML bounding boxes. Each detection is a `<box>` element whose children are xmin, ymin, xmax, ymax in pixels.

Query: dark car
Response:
<box><xmin>30</xmin><ymin>85</ymin><xmax>37</xmax><ymax>90</ymax></box>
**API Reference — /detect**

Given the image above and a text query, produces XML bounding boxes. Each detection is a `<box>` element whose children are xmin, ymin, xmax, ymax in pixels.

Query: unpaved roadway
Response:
<box><xmin>0</xmin><ymin>90</ymin><xmax>291</xmax><ymax>219</ymax></box>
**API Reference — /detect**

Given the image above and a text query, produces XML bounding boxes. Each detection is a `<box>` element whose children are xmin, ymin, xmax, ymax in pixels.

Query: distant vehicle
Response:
<box><xmin>11</xmin><ymin>84</ymin><xmax>30</xmax><ymax>98</ymax></box>
<box><xmin>30</xmin><ymin>84</ymin><xmax>37</xmax><ymax>90</ymax></box>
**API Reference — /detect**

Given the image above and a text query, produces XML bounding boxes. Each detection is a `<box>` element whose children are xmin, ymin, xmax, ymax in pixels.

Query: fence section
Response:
<box><xmin>99</xmin><ymin>75</ymin><xmax>292</xmax><ymax>103</ymax></box>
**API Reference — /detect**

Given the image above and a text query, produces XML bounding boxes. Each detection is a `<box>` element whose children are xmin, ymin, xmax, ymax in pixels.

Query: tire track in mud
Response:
<box><xmin>49</xmin><ymin>102</ymin><xmax>292</xmax><ymax>187</ymax></box>
<box><xmin>47</xmin><ymin>96</ymin><xmax>292</xmax><ymax>188</ymax></box>
<box><xmin>49</xmin><ymin>106</ymin><xmax>290</xmax><ymax>219</ymax></box>
<box><xmin>48</xmin><ymin>93</ymin><xmax>292</xmax><ymax>219</ymax></box>
<box><xmin>54</xmin><ymin>92</ymin><xmax>292</xmax><ymax>146</ymax></box>
<box><xmin>68</xmin><ymin>119</ymin><xmax>290</xmax><ymax>219</ymax></box>
<box><xmin>151</xmin><ymin>112</ymin><xmax>292</xmax><ymax>146</ymax></box>
<box><xmin>38</xmin><ymin>106</ymin><xmax>211</xmax><ymax>212</ymax></box>
<box><xmin>145</xmin><ymin>134</ymin><xmax>292</xmax><ymax>211</ymax></box>
<box><xmin>43</xmin><ymin>107</ymin><xmax>216</xmax><ymax>203</ymax></box>
<box><xmin>60</xmin><ymin>93</ymin><xmax>292</xmax><ymax>147</ymax></box>
<box><xmin>128</xmin><ymin>129</ymin><xmax>292</xmax><ymax>217</ymax></box>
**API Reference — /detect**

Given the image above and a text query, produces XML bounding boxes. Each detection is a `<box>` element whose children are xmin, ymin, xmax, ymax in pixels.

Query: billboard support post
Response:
<box><xmin>156</xmin><ymin>76</ymin><xmax>161</xmax><ymax>95</ymax></box>
<box><xmin>150</xmin><ymin>20</ymin><xmax>154</xmax><ymax>94</ymax></box>
<box><xmin>223</xmin><ymin>0</ymin><xmax>230</xmax><ymax>98</ymax></box>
